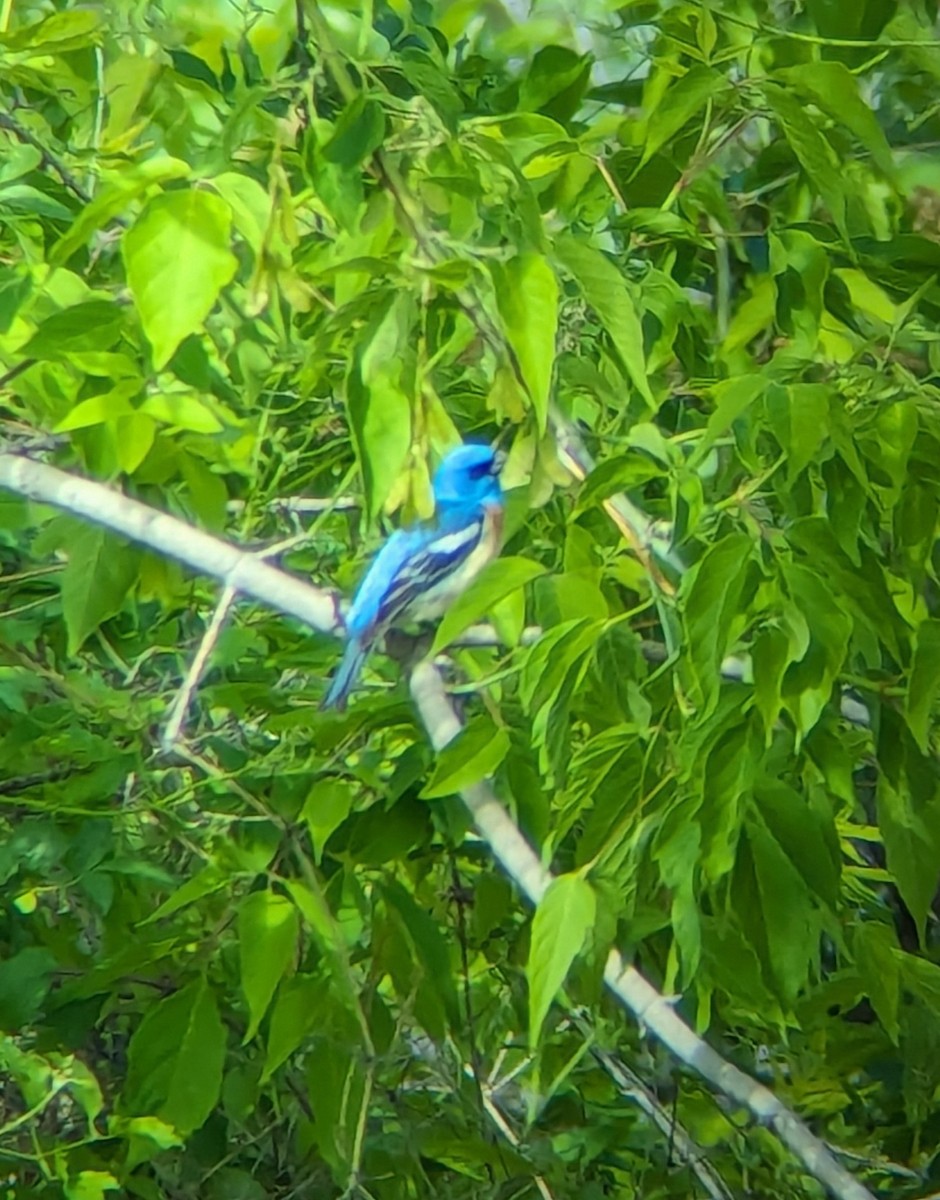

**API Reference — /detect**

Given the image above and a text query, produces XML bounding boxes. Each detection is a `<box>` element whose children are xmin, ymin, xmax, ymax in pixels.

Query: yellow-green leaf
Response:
<box><xmin>123</xmin><ymin>189</ymin><xmax>238</xmax><ymax>369</ymax></box>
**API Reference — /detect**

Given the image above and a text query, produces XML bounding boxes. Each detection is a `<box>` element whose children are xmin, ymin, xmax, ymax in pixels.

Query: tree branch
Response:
<box><xmin>408</xmin><ymin>660</ymin><xmax>876</xmax><ymax>1200</ymax></box>
<box><xmin>0</xmin><ymin>455</ymin><xmax>342</xmax><ymax>638</ymax></box>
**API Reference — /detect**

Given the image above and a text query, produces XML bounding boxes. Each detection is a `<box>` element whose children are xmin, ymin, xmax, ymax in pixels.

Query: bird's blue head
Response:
<box><xmin>432</xmin><ymin>443</ymin><xmax>503</xmax><ymax>511</ymax></box>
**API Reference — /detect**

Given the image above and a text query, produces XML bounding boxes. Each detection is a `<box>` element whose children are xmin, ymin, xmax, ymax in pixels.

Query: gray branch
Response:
<box><xmin>409</xmin><ymin>660</ymin><xmax>876</xmax><ymax>1200</ymax></box>
<box><xmin>0</xmin><ymin>455</ymin><xmax>342</xmax><ymax>638</ymax></box>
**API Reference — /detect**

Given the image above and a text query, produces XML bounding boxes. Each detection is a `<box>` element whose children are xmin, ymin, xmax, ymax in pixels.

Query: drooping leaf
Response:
<box><xmin>527</xmin><ymin>872</ymin><xmax>595</xmax><ymax>1046</ymax></box>
<box><xmin>123</xmin><ymin>978</ymin><xmax>226</xmax><ymax>1136</ymax></box>
<box><xmin>639</xmin><ymin>66</ymin><xmax>728</xmax><ymax>169</ymax></box>
<box><xmin>553</xmin><ymin>234</ymin><xmax>654</xmax><ymax>408</ymax></box>
<box><xmin>238</xmin><ymin>890</ymin><xmax>299</xmax><ymax>1041</ymax></box>
<box><xmin>60</xmin><ymin>525</ymin><xmax>138</xmax><ymax>655</ymax></box>
<box><xmin>262</xmin><ymin>975</ymin><xmax>324</xmax><ymax>1082</ymax></box>
<box><xmin>778</xmin><ymin>62</ymin><xmax>894</xmax><ymax>178</ymax></box>
<box><xmin>322</xmin><ymin>96</ymin><xmax>386</xmax><ymax>168</ymax></box>
<box><xmin>762</xmin><ymin>83</ymin><xmax>848</xmax><ymax>243</ymax></box>
<box><xmin>906</xmin><ymin>618</ymin><xmax>940</xmax><ymax>751</ymax></box>
<box><xmin>682</xmin><ymin>532</ymin><xmax>753</xmax><ymax>713</ymax></box>
<box><xmin>123</xmin><ymin>189</ymin><xmax>238</xmax><ymax>369</ymax></box>
<box><xmin>855</xmin><ymin>922</ymin><xmax>900</xmax><ymax>1043</ymax></box>
<box><xmin>430</xmin><ymin>556</ymin><xmax>546</xmax><ymax>655</ymax></box>
<box><xmin>347</xmin><ymin>291</ymin><xmax>414</xmax><ymax>520</ymax></box>
<box><xmin>493</xmin><ymin>253</ymin><xmax>558</xmax><ymax>433</ymax></box>
<box><xmin>876</xmin><ymin>773</ymin><xmax>940</xmax><ymax>945</ymax></box>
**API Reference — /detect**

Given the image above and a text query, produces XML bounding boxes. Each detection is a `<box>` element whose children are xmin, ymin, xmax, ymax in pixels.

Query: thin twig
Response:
<box><xmin>161</xmin><ymin>585</ymin><xmax>237</xmax><ymax>752</ymax></box>
<box><xmin>0</xmin><ymin>359</ymin><xmax>36</xmax><ymax>391</ymax></box>
<box><xmin>0</xmin><ymin>112</ymin><xmax>92</xmax><ymax>205</ymax></box>
<box><xmin>580</xmin><ymin>1026</ymin><xmax>734</xmax><ymax>1200</ymax></box>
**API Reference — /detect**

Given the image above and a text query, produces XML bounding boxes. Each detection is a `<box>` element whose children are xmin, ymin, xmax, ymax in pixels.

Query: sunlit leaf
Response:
<box><xmin>123</xmin><ymin>189</ymin><xmax>238</xmax><ymax>369</ymax></box>
<box><xmin>527</xmin><ymin>873</ymin><xmax>595</xmax><ymax>1046</ymax></box>
<box><xmin>239</xmin><ymin>891</ymin><xmax>299</xmax><ymax>1042</ymax></box>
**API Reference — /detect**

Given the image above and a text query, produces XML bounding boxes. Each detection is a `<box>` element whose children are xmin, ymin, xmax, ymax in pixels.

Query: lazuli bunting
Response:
<box><xmin>322</xmin><ymin>443</ymin><xmax>505</xmax><ymax>710</ymax></box>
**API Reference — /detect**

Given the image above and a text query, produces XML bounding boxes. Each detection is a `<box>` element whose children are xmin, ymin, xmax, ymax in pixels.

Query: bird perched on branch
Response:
<box><xmin>322</xmin><ymin>443</ymin><xmax>505</xmax><ymax>710</ymax></box>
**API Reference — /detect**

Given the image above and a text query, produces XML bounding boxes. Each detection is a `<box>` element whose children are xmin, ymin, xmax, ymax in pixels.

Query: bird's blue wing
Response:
<box><xmin>343</xmin><ymin>528</ymin><xmax>421</xmax><ymax>637</ymax></box>
<box><xmin>345</xmin><ymin>515</ymin><xmax>486</xmax><ymax>638</ymax></box>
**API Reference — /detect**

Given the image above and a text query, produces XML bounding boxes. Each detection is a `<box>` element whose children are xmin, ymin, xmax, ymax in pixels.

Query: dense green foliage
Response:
<box><xmin>2</xmin><ymin>0</ymin><xmax>940</xmax><ymax>1196</ymax></box>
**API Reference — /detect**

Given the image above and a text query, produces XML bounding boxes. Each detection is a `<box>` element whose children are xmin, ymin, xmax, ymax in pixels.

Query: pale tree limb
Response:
<box><xmin>408</xmin><ymin>660</ymin><xmax>876</xmax><ymax>1200</ymax></box>
<box><xmin>0</xmin><ymin>455</ymin><xmax>342</xmax><ymax>637</ymax></box>
<box><xmin>0</xmin><ymin>455</ymin><xmax>874</xmax><ymax>738</ymax></box>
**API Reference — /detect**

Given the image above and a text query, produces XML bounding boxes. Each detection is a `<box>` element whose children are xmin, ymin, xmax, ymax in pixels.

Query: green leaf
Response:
<box><xmin>50</xmin><ymin>157</ymin><xmax>191</xmax><ymax>265</ymax></box>
<box><xmin>527</xmin><ymin>873</ymin><xmax>595</xmax><ymax>1046</ymax></box>
<box><xmin>4</xmin><ymin>8</ymin><xmax>101</xmax><ymax>49</ymax></box>
<box><xmin>877</xmin><ymin>773</ymin><xmax>939</xmax><ymax>944</ymax></box>
<box><xmin>754</xmin><ymin>780</ymin><xmax>840</xmax><ymax>911</ymax></box>
<box><xmin>139</xmin><ymin>392</ymin><xmax>224</xmax><ymax>434</ymax></box>
<box><xmin>553</xmin><ymin>234</ymin><xmax>654</xmax><ymax>408</ymax></box>
<box><xmin>0</xmin><ymin>948</ymin><xmax>55</xmax><ymax>1031</ymax></box>
<box><xmin>421</xmin><ymin>715</ymin><xmax>510</xmax><ymax>798</ymax></box>
<box><xmin>762</xmin><ymin>83</ymin><xmax>848</xmax><ymax>243</ymax></box>
<box><xmin>63</xmin><ymin>1172</ymin><xmax>120</xmax><ymax>1200</ymax></box>
<box><xmin>780</xmin><ymin>564</ymin><xmax>851</xmax><ymax>740</ymax></box>
<box><xmin>54</xmin><ymin>382</ymin><xmax>138</xmax><ymax>432</ymax></box>
<box><xmin>681</xmin><ymin>532</ymin><xmax>753</xmax><ymax>712</ymax></box>
<box><xmin>239</xmin><ymin>890</ymin><xmax>299</xmax><ymax>1042</ymax></box>
<box><xmin>430</xmin><ymin>556</ymin><xmax>546</xmax><ymax>656</ymax></box>
<box><xmin>907</xmin><ymin>618</ymin><xmax>940</xmax><ymax>752</ymax></box>
<box><xmin>115</xmin><ymin>412</ymin><xmax>157</xmax><ymax>474</ymax></box>
<box><xmin>767</xmin><ymin>383</ymin><xmax>830</xmax><ymax>482</ymax></box>
<box><xmin>302</xmin><ymin>778</ymin><xmax>354</xmax><ymax>863</ymax></box>
<box><xmin>860</xmin><ymin>398</ymin><xmax>917</xmax><ymax>506</ymax></box>
<box><xmin>381</xmin><ymin>880</ymin><xmax>460</xmax><ymax>1031</ymax></box>
<box><xmin>210</xmin><ymin>172</ymin><xmax>272</xmax><ymax>256</ymax></box>
<box><xmin>322</xmin><ymin>96</ymin><xmax>386</xmax><ymax>168</ymax></box>
<box><xmin>22</xmin><ymin>300</ymin><xmax>124</xmax><ymax>358</ymax></box>
<box><xmin>262</xmin><ymin>975</ymin><xmax>323</xmax><ymax>1082</ymax></box>
<box><xmin>493</xmin><ymin>254</ymin><xmax>558</xmax><ymax>434</ymax></box>
<box><xmin>778</xmin><ymin>63</ymin><xmax>894</xmax><ymax>178</ymax></box>
<box><xmin>60</xmin><ymin>526</ymin><xmax>138</xmax><ymax>655</ymax></box>
<box><xmin>753</xmin><ymin>606</ymin><xmax>810</xmax><ymax>740</ymax></box>
<box><xmin>347</xmin><ymin>292</ymin><xmax>414</xmax><ymax>520</ymax></box>
<box><xmin>745</xmin><ymin>819</ymin><xmax>820</xmax><ymax>1004</ymax></box>
<box><xmin>640</xmin><ymin>66</ymin><xmax>728</xmax><ymax>169</ymax></box>
<box><xmin>855</xmin><ymin>923</ymin><xmax>900</xmax><ymax>1043</ymax></box>
<box><xmin>124</xmin><ymin>978</ymin><xmax>226</xmax><ymax>1136</ymax></box>
<box><xmin>0</xmin><ymin>184</ymin><xmax>73</xmax><ymax>221</ymax></box>
<box><xmin>519</xmin><ymin>46</ymin><xmax>590</xmax><ymax>119</ymax></box>
<box><xmin>690</xmin><ymin>375</ymin><xmax>767</xmax><ymax>468</ymax></box>
<box><xmin>283</xmin><ymin>881</ymin><xmax>362</xmax><ymax>1025</ymax></box>
<box><xmin>141</xmin><ymin>865</ymin><xmax>227</xmax><ymax>925</ymax></box>
<box><xmin>123</xmin><ymin>189</ymin><xmax>238</xmax><ymax>369</ymax></box>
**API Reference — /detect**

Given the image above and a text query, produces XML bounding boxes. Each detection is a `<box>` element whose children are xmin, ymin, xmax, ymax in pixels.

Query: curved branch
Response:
<box><xmin>408</xmin><ymin>660</ymin><xmax>876</xmax><ymax>1200</ymax></box>
<box><xmin>0</xmin><ymin>454</ymin><xmax>342</xmax><ymax>638</ymax></box>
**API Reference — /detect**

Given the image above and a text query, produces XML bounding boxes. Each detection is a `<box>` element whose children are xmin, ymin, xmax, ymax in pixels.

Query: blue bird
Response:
<box><xmin>322</xmin><ymin>442</ymin><xmax>505</xmax><ymax>710</ymax></box>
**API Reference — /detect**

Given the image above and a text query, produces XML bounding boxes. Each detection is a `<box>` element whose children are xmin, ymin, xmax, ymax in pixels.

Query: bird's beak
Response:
<box><xmin>492</xmin><ymin>448</ymin><xmax>507</xmax><ymax>474</ymax></box>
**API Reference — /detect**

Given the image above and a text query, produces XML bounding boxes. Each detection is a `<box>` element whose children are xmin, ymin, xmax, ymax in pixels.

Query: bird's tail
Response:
<box><xmin>321</xmin><ymin>637</ymin><xmax>367</xmax><ymax>711</ymax></box>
